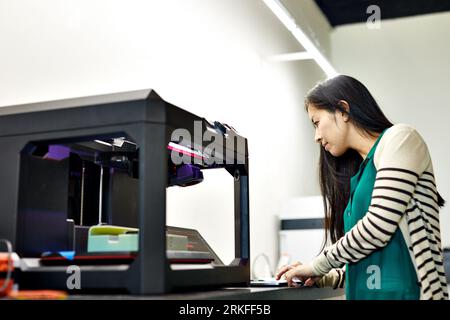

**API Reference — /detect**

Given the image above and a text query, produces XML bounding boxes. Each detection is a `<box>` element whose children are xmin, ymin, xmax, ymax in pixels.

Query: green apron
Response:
<box><xmin>343</xmin><ymin>130</ymin><xmax>420</xmax><ymax>300</ymax></box>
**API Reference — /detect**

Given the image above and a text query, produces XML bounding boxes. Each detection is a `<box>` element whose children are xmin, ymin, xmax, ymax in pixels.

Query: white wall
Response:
<box><xmin>330</xmin><ymin>12</ymin><xmax>450</xmax><ymax>247</ymax></box>
<box><xmin>282</xmin><ymin>0</ymin><xmax>332</xmax><ymax>57</ymax></box>
<box><xmin>0</xmin><ymin>0</ymin><xmax>329</xmax><ymax>270</ymax></box>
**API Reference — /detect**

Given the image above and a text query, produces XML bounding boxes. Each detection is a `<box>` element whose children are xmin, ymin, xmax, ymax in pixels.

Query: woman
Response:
<box><xmin>276</xmin><ymin>75</ymin><xmax>448</xmax><ymax>300</ymax></box>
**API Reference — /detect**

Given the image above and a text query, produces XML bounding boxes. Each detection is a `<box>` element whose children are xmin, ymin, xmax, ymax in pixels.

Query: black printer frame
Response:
<box><xmin>0</xmin><ymin>90</ymin><xmax>250</xmax><ymax>294</ymax></box>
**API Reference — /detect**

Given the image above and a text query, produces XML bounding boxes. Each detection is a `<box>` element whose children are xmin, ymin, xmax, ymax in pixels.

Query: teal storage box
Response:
<box><xmin>87</xmin><ymin>225</ymin><xmax>139</xmax><ymax>253</ymax></box>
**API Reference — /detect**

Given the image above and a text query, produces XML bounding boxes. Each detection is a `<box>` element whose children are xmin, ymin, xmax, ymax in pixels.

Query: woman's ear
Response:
<box><xmin>338</xmin><ymin>100</ymin><xmax>350</xmax><ymax>122</ymax></box>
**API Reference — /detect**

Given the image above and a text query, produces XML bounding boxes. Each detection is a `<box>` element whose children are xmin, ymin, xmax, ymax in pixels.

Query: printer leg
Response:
<box><xmin>130</xmin><ymin>123</ymin><xmax>169</xmax><ymax>294</ymax></box>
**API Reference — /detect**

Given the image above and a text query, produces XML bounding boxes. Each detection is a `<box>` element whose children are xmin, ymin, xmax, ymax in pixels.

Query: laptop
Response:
<box><xmin>250</xmin><ymin>277</ymin><xmax>304</xmax><ymax>287</ymax></box>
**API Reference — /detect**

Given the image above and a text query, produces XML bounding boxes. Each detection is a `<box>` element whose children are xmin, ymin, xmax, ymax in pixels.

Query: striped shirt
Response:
<box><xmin>311</xmin><ymin>124</ymin><xmax>448</xmax><ymax>300</ymax></box>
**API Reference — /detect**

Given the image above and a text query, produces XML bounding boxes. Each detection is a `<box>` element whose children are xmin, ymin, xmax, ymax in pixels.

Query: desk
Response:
<box><xmin>68</xmin><ymin>286</ymin><xmax>345</xmax><ymax>300</ymax></box>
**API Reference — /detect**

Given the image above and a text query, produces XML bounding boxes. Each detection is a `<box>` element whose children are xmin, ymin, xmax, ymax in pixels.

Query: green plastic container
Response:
<box><xmin>87</xmin><ymin>225</ymin><xmax>139</xmax><ymax>253</ymax></box>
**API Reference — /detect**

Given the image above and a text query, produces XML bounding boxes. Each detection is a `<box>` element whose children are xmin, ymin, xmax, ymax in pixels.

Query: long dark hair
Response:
<box><xmin>305</xmin><ymin>75</ymin><xmax>445</xmax><ymax>250</ymax></box>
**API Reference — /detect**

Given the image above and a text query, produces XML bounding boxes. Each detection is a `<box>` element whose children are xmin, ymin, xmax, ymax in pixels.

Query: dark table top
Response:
<box><xmin>68</xmin><ymin>286</ymin><xmax>345</xmax><ymax>300</ymax></box>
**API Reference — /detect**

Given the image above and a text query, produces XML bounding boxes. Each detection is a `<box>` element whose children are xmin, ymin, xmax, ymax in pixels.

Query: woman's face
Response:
<box><xmin>307</xmin><ymin>104</ymin><xmax>350</xmax><ymax>157</ymax></box>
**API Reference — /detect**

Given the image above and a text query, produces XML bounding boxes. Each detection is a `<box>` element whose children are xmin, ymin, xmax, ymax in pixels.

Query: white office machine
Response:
<box><xmin>278</xmin><ymin>196</ymin><xmax>325</xmax><ymax>266</ymax></box>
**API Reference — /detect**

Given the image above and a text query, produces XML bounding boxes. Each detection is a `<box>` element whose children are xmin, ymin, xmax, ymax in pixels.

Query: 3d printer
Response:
<box><xmin>0</xmin><ymin>89</ymin><xmax>250</xmax><ymax>294</ymax></box>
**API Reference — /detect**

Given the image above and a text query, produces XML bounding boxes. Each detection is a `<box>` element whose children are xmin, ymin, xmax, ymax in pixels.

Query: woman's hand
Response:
<box><xmin>275</xmin><ymin>262</ymin><xmax>321</xmax><ymax>288</ymax></box>
<box><xmin>275</xmin><ymin>261</ymin><xmax>301</xmax><ymax>281</ymax></box>
<box><xmin>284</xmin><ymin>263</ymin><xmax>318</xmax><ymax>287</ymax></box>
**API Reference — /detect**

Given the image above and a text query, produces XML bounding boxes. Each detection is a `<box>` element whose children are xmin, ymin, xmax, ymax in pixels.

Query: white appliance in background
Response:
<box><xmin>278</xmin><ymin>196</ymin><xmax>325</xmax><ymax>266</ymax></box>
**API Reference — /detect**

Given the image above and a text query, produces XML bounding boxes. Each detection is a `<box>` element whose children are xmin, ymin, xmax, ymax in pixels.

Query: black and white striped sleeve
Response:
<box><xmin>310</xmin><ymin>125</ymin><xmax>431</xmax><ymax>276</ymax></box>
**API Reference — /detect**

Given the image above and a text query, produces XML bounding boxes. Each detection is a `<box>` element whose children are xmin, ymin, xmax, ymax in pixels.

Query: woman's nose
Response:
<box><xmin>314</xmin><ymin>131</ymin><xmax>322</xmax><ymax>144</ymax></box>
